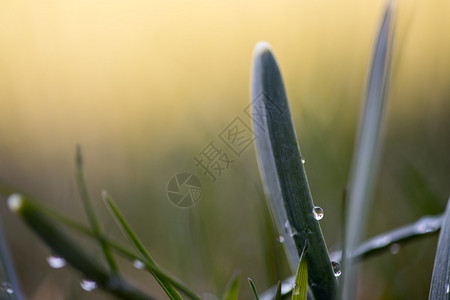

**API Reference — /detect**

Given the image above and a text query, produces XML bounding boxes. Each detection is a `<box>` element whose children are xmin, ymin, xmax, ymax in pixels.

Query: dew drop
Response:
<box><xmin>80</xmin><ymin>279</ymin><xmax>97</xmax><ymax>291</ymax></box>
<box><xmin>1</xmin><ymin>282</ymin><xmax>13</xmax><ymax>294</ymax></box>
<box><xmin>47</xmin><ymin>255</ymin><xmax>66</xmax><ymax>269</ymax></box>
<box><xmin>284</xmin><ymin>220</ymin><xmax>298</xmax><ymax>237</ymax></box>
<box><xmin>133</xmin><ymin>259</ymin><xmax>145</xmax><ymax>270</ymax></box>
<box><xmin>278</xmin><ymin>236</ymin><xmax>285</xmax><ymax>243</ymax></box>
<box><xmin>445</xmin><ymin>283</ymin><xmax>449</xmax><ymax>294</ymax></box>
<box><xmin>389</xmin><ymin>243</ymin><xmax>400</xmax><ymax>254</ymax></box>
<box><xmin>313</xmin><ymin>206</ymin><xmax>324</xmax><ymax>220</ymax></box>
<box><xmin>284</xmin><ymin>221</ymin><xmax>292</xmax><ymax>235</ymax></box>
<box><xmin>300</xmin><ymin>157</ymin><xmax>306</xmax><ymax>164</ymax></box>
<box><xmin>331</xmin><ymin>261</ymin><xmax>342</xmax><ymax>277</ymax></box>
<box><xmin>416</xmin><ymin>221</ymin><xmax>436</xmax><ymax>233</ymax></box>
<box><xmin>292</xmin><ymin>284</ymin><xmax>300</xmax><ymax>295</ymax></box>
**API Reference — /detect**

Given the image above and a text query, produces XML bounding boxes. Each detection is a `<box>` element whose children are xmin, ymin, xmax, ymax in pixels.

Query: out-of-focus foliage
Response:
<box><xmin>0</xmin><ymin>1</ymin><xmax>448</xmax><ymax>299</ymax></box>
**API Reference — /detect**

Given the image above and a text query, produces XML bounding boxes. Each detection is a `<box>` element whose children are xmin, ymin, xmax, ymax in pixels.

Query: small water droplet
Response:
<box><xmin>313</xmin><ymin>206</ymin><xmax>324</xmax><ymax>220</ymax></box>
<box><xmin>389</xmin><ymin>243</ymin><xmax>400</xmax><ymax>254</ymax></box>
<box><xmin>331</xmin><ymin>261</ymin><xmax>341</xmax><ymax>277</ymax></box>
<box><xmin>416</xmin><ymin>221</ymin><xmax>436</xmax><ymax>233</ymax></box>
<box><xmin>445</xmin><ymin>283</ymin><xmax>450</xmax><ymax>294</ymax></box>
<box><xmin>1</xmin><ymin>282</ymin><xmax>14</xmax><ymax>294</ymax></box>
<box><xmin>278</xmin><ymin>236</ymin><xmax>285</xmax><ymax>243</ymax></box>
<box><xmin>284</xmin><ymin>220</ymin><xmax>298</xmax><ymax>237</ymax></box>
<box><xmin>47</xmin><ymin>255</ymin><xmax>66</xmax><ymax>269</ymax></box>
<box><xmin>133</xmin><ymin>260</ymin><xmax>145</xmax><ymax>270</ymax></box>
<box><xmin>292</xmin><ymin>284</ymin><xmax>300</xmax><ymax>295</ymax></box>
<box><xmin>80</xmin><ymin>279</ymin><xmax>97</xmax><ymax>291</ymax></box>
<box><xmin>284</xmin><ymin>221</ymin><xmax>292</xmax><ymax>235</ymax></box>
<box><xmin>300</xmin><ymin>157</ymin><xmax>306</xmax><ymax>164</ymax></box>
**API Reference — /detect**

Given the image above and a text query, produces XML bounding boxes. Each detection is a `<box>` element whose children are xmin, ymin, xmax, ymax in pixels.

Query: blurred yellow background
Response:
<box><xmin>0</xmin><ymin>0</ymin><xmax>449</xmax><ymax>299</ymax></box>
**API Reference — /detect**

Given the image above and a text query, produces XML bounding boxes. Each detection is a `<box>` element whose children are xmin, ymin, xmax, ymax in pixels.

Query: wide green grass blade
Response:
<box><xmin>222</xmin><ymin>274</ymin><xmax>240</xmax><ymax>300</ymax></box>
<box><xmin>75</xmin><ymin>146</ymin><xmax>118</xmax><ymax>273</ymax></box>
<box><xmin>7</xmin><ymin>194</ymin><xmax>154</xmax><ymax>300</ymax></box>
<box><xmin>342</xmin><ymin>3</ymin><xmax>396</xmax><ymax>299</ymax></box>
<box><xmin>251</xmin><ymin>41</ymin><xmax>336</xmax><ymax>300</ymax></box>
<box><xmin>429</xmin><ymin>197</ymin><xmax>450</xmax><ymax>300</ymax></box>
<box><xmin>248</xmin><ymin>278</ymin><xmax>259</xmax><ymax>300</ymax></box>
<box><xmin>292</xmin><ymin>245</ymin><xmax>308</xmax><ymax>300</ymax></box>
<box><xmin>101</xmin><ymin>191</ymin><xmax>182</xmax><ymax>300</ymax></box>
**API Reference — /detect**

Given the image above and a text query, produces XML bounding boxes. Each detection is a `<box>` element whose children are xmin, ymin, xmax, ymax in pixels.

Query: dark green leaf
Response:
<box><xmin>429</xmin><ymin>197</ymin><xmax>450</xmax><ymax>300</ymax></box>
<box><xmin>251</xmin><ymin>41</ymin><xmax>336</xmax><ymax>299</ymax></box>
<box><xmin>8</xmin><ymin>194</ymin><xmax>154</xmax><ymax>300</ymax></box>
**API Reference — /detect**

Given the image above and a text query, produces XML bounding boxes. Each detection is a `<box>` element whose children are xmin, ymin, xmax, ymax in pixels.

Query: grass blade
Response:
<box><xmin>429</xmin><ymin>198</ymin><xmax>450</xmax><ymax>300</ymax></box>
<box><xmin>248</xmin><ymin>278</ymin><xmax>259</xmax><ymax>300</ymax></box>
<box><xmin>75</xmin><ymin>146</ymin><xmax>118</xmax><ymax>273</ymax></box>
<box><xmin>0</xmin><ymin>219</ymin><xmax>27</xmax><ymax>300</ymax></box>
<box><xmin>342</xmin><ymin>3</ymin><xmax>396</xmax><ymax>299</ymax></box>
<box><xmin>7</xmin><ymin>194</ymin><xmax>154</xmax><ymax>300</ymax></box>
<box><xmin>274</xmin><ymin>281</ymin><xmax>282</xmax><ymax>300</ymax></box>
<box><xmin>101</xmin><ymin>191</ymin><xmax>182</xmax><ymax>300</ymax></box>
<box><xmin>251</xmin><ymin>41</ymin><xmax>337</xmax><ymax>299</ymax></box>
<box><xmin>222</xmin><ymin>274</ymin><xmax>240</xmax><ymax>300</ymax></box>
<box><xmin>292</xmin><ymin>245</ymin><xmax>308</xmax><ymax>300</ymax></box>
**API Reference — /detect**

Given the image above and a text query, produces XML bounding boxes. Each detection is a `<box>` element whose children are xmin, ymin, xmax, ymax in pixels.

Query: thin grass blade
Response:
<box><xmin>101</xmin><ymin>191</ymin><xmax>182</xmax><ymax>300</ymax></box>
<box><xmin>7</xmin><ymin>194</ymin><xmax>154</xmax><ymax>300</ymax></box>
<box><xmin>292</xmin><ymin>245</ymin><xmax>308</xmax><ymax>300</ymax></box>
<box><xmin>222</xmin><ymin>274</ymin><xmax>240</xmax><ymax>300</ymax></box>
<box><xmin>248</xmin><ymin>278</ymin><xmax>259</xmax><ymax>300</ymax></box>
<box><xmin>75</xmin><ymin>146</ymin><xmax>118</xmax><ymax>273</ymax></box>
<box><xmin>429</xmin><ymin>197</ymin><xmax>450</xmax><ymax>300</ymax></box>
<box><xmin>275</xmin><ymin>281</ymin><xmax>282</xmax><ymax>300</ymax></box>
<box><xmin>251</xmin><ymin>41</ymin><xmax>336</xmax><ymax>299</ymax></box>
<box><xmin>342</xmin><ymin>3</ymin><xmax>396</xmax><ymax>299</ymax></box>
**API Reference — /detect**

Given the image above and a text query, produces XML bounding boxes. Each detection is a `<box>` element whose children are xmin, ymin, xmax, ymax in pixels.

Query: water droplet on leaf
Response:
<box><xmin>300</xmin><ymin>157</ymin><xmax>306</xmax><ymax>164</ymax></box>
<box><xmin>445</xmin><ymin>283</ymin><xmax>450</xmax><ymax>294</ymax></box>
<box><xmin>80</xmin><ymin>279</ymin><xmax>97</xmax><ymax>291</ymax></box>
<box><xmin>133</xmin><ymin>260</ymin><xmax>145</xmax><ymax>270</ymax></box>
<box><xmin>313</xmin><ymin>206</ymin><xmax>324</xmax><ymax>220</ymax></box>
<box><xmin>1</xmin><ymin>282</ymin><xmax>13</xmax><ymax>294</ymax></box>
<box><xmin>389</xmin><ymin>243</ymin><xmax>400</xmax><ymax>254</ymax></box>
<box><xmin>292</xmin><ymin>284</ymin><xmax>300</xmax><ymax>295</ymax></box>
<box><xmin>47</xmin><ymin>255</ymin><xmax>66</xmax><ymax>269</ymax></box>
<box><xmin>278</xmin><ymin>236</ymin><xmax>285</xmax><ymax>243</ymax></box>
<box><xmin>331</xmin><ymin>261</ymin><xmax>341</xmax><ymax>277</ymax></box>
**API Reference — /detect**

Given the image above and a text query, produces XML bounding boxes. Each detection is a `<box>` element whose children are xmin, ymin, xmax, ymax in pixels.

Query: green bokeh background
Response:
<box><xmin>0</xmin><ymin>0</ymin><xmax>449</xmax><ymax>299</ymax></box>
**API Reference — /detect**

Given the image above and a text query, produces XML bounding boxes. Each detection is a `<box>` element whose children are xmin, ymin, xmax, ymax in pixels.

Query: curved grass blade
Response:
<box><xmin>7</xmin><ymin>194</ymin><xmax>154</xmax><ymax>300</ymax></box>
<box><xmin>102</xmin><ymin>191</ymin><xmax>182</xmax><ymax>300</ymax></box>
<box><xmin>342</xmin><ymin>3</ymin><xmax>396</xmax><ymax>299</ymax></box>
<box><xmin>222</xmin><ymin>274</ymin><xmax>240</xmax><ymax>300</ymax></box>
<box><xmin>248</xmin><ymin>278</ymin><xmax>259</xmax><ymax>300</ymax></box>
<box><xmin>251</xmin><ymin>41</ymin><xmax>336</xmax><ymax>299</ymax></box>
<box><xmin>292</xmin><ymin>244</ymin><xmax>308</xmax><ymax>300</ymax></box>
<box><xmin>75</xmin><ymin>146</ymin><xmax>118</xmax><ymax>273</ymax></box>
<box><xmin>429</xmin><ymin>198</ymin><xmax>450</xmax><ymax>300</ymax></box>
